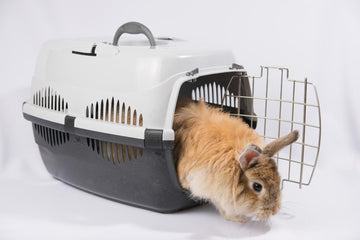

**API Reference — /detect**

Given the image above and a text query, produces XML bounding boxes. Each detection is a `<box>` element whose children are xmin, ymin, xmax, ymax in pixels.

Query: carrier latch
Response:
<box><xmin>144</xmin><ymin>129</ymin><xmax>174</xmax><ymax>150</ymax></box>
<box><xmin>145</xmin><ymin>129</ymin><xmax>163</xmax><ymax>149</ymax></box>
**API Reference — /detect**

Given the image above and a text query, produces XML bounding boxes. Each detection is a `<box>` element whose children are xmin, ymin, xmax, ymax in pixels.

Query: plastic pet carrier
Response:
<box><xmin>23</xmin><ymin>22</ymin><xmax>321</xmax><ymax>213</ymax></box>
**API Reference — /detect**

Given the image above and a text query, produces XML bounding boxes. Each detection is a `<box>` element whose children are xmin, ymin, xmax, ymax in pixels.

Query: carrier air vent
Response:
<box><xmin>33</xmin><ymin>124</ymin><xmax>70</xmax><ymax>146</ymax></box>
<box><xmin>32</xmin><ymin>87</ymin><xmax>70</xmax><ymax>147</ymax></box>
<box><xmin>32</xmin><ymin>86</ymin><xmax>69</xmax><ymax>112</ymax></box>
<box><xmin>85</xmin><ymin>97</ymin><xmax>144</xmax><ymax>165</ymax></box>
<box><xmin>191</xmin><ymin>83</ymin><xmax>238</xmax><ymax>107</ymax></box>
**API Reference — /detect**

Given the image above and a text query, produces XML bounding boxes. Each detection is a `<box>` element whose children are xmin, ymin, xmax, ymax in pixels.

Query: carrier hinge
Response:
<box><xmin>229</xmin><ymin>63</ymin><xmax>244</xmax><ymax>70</ymax></box>
<box><xmin>186</xmin><ymin>68</ymin><xmax>199</xmax><ymax>77</ymax></box>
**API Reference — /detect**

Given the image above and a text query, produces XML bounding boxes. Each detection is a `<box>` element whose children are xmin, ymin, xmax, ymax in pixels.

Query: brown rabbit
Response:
<box><xmin>173</xmin><ymin>99</ymin><xmax>299</xmax><ymax>222</ymax></box>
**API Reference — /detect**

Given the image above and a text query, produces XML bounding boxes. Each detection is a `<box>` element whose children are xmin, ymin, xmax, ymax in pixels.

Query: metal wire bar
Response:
<box><xmin>303</xmin><ymin>78</ymin><xmax>322</xmax><ymax>186</ymax></box>
<box><xmin>259</xmin><ymin>135</ymin><xmax>318</xmax><ymax>148</ymax></box>
<box><xmin>264</xmin><ymin>69</ymin><xmax>269</xmax><ymax>137</ymax></box>
<box><xmin>299</xmin><ymin>78</ymin><xmax>308</xmax><ymax>188</ymax></box>
<box><xmin>282</xmin><ymin>179</ymin><xmax>311</xmax><ymax>186</ymax></box>
<box><xmin>287</xmin><ymin>80</ymin><xmax>296</xmax><ymax>187</ymax></box>
<box><xmin>276</xmin><ymin>69</ymin><xmax>284</xmax><ymax>165</ymax></box>
<box><xmin>230</xmin><ymin>114</ymin><xmax>320</xmax><ymax>129</ymax></box>
<box><xmin>237</xmin><ymin>77</ymin><xmax>241</xmax><ymax>115</ymax></box>
<box><xmin>222</xmin><ymin>95</ymin><xmax>319</xmax><ymax>108</ymax></box>
<box><xmin>277</xmin><ymin>156</ymin><xmax>315</xmax><ymax>167</ymax></box>
<box><xmin>251</xmin><ymin>76</ymin><xmax>255</xmax><ymax>128</ymax></box>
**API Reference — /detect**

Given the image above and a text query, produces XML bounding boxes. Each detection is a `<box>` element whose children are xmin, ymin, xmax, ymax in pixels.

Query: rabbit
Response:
<box><xmin>173</xmin><ymin>99</ymin><xmax>299</xmax><ymax>223</ymax></box>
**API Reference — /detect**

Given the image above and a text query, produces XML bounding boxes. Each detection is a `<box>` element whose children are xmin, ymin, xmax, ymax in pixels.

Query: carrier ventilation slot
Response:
<box><xmin>191</xmin><ymin>83</ymin><xmax>238</xmax><ymax>108</ymax></box>
<box><xmin>32</xmin><ymin>86</ymin><xmax>69</xmax><ymax>111</ymax></box>
<box><xmin>86</xmin><ymin>97</ymin><xmax>144</xmax><ymax>165</ymax></box>
<box><xmin>34</xmin><ymin>124</ymin><xmax>70</xmax><ymax>146</ymax></box>
<box><xmin>32</xmin><ymin>87</ymin><xmax>70</xmax><ymax>147</ymax></box>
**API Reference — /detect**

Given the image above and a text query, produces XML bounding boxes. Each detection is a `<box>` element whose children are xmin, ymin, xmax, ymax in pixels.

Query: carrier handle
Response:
<box><xmin>112</xmin><ymin>22</ymin><xmax>156</xmax><ymax>47</ymax></box>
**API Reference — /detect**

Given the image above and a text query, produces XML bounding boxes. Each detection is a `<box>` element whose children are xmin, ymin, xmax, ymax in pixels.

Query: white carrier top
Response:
<box><xmin>23</xmin><ymin>22</ymin><xmax>245</xmax><ymax>146</ymax></box>
<box><xmin>32</xmin><ymin>38</ymin><xmax>235</xmax><ymax>93</ymax></box>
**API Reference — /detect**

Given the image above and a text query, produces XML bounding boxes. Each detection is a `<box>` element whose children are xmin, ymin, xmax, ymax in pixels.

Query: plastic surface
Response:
<box><xmin>33</xmin><ymin>124</ymin><xmax>198</xmax><ymax>213</ymax></box>
<box><xmin>29</xmin><ymin>39</ymin><xmax>236</xmax><ymax>130</ymax></box>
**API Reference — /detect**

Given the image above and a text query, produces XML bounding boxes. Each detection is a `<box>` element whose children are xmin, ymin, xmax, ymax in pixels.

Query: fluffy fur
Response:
<box><xmin>173</xmin><ymin>99</ymin><xmax>298</xmax><ymax>222</ymax></box>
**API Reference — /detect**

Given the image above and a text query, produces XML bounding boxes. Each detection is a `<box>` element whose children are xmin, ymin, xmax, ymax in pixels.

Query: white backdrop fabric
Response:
<box><xmin>1</xmin><ymin>0</ymin><xmax>360</xmax><ymax>239</ymax></box>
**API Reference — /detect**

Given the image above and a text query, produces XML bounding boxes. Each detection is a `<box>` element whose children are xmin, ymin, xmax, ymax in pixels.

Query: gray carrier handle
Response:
<box><xmin>112</xmin><ymin>22</ymin><xmax>156</xmax><ymax>47</ymax></box>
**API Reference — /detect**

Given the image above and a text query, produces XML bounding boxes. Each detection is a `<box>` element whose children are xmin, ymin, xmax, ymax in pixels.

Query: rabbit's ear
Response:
<box><xmin>263</xmin><ymin>130</ymin><xmax>299</xmax><ymax>157</ymax></box>
<box><xmin>238</xmin><ymin>144</ymin><xmax>262</xmax><ymax>170</ymax></box>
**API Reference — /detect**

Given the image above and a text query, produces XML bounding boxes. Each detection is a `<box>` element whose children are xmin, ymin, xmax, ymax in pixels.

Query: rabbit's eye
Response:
<box><xmin>253</xmin><ymin>182</ymin><xmax>262</xmax><ymax>192</ymax></box>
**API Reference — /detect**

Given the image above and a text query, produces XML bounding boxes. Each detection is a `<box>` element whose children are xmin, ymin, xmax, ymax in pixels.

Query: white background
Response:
<box><xmin>1</xmin><ymin>0</ymin><xmax>360</xmax><ymax>239</ymax></box>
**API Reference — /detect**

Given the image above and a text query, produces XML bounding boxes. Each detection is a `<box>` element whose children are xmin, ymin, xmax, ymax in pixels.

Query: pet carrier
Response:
<box><xmin>23</xmin><ymin>22</ymin><xmax>321</xmax><ymax>213</ymax></box>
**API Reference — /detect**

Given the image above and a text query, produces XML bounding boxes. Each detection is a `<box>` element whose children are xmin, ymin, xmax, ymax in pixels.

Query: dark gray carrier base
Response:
<box><xmin>33</xmin><ymin>124</ymin><xmax>199</xmax><ymax>213</ymax></box>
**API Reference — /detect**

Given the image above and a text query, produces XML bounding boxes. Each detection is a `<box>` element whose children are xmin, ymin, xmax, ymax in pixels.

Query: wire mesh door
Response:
<box><xmin>221</xmin><ymin>66</ymin><xmax>321</xmax><ymax>188</ymax></box>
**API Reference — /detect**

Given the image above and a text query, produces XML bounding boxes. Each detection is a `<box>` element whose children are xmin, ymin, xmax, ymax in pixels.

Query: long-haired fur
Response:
<box><xmin>173</xmin><ymin>99</ymin><xmax>298</xmax><ymax>222</ymax></box>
